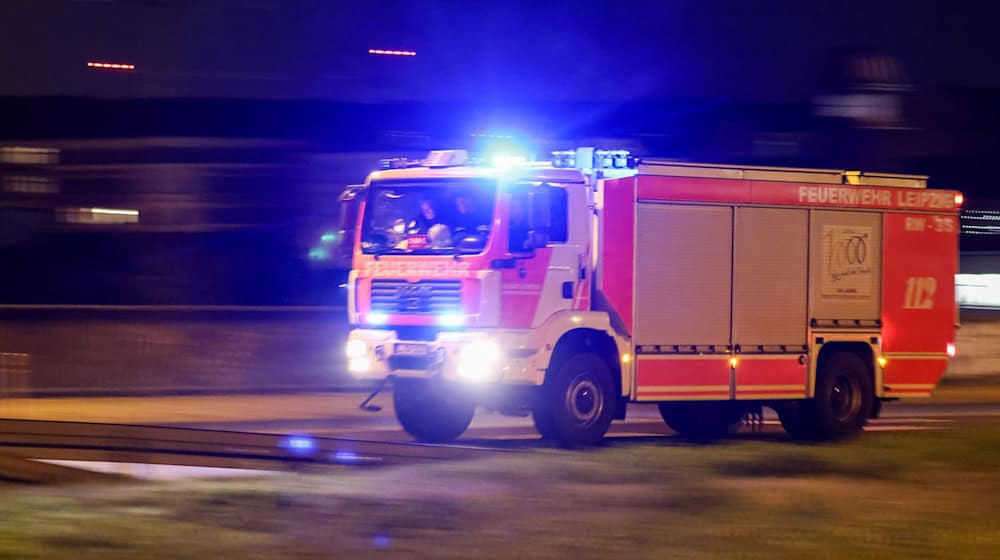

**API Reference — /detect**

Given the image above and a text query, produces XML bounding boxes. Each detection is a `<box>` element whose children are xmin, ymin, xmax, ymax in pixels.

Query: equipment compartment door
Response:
<box><xmin>634</xmin><ymin>204</ymin><xmax>732</xmax><ymax>347</ymax></box>
<box><xmin>732</xmin><ymin>207</ymin><xmax>809</xmax><ymax>399</ymax></box>
<box><xmin>809</xmin><ymin>210</ymin><xmax>882</xmax><ymax>323</ymax></box>
<box><xmin>633</xmin><ymin>204</ymin><xmax>733</xmax><ymax>401</ymax></box>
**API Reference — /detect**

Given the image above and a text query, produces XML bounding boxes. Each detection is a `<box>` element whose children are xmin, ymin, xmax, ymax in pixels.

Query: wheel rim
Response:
<box><xmin>565</xmin><ymin>375</ymin><xmax>602</xmax><ymax>425</ymax></box>
<box><xmin>830</xmin><ymin>373</ymin><xmax>862</xmax><ymax>423</ymax></box>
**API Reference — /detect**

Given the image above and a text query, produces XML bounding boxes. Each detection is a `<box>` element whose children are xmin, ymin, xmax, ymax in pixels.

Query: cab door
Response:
<box><xmin>498</xmin><ymin>182</ymin><xmax>587</xmax><ymax>328</ymax></box>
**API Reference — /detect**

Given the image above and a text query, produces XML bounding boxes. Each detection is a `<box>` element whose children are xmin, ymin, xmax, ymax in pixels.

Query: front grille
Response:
<box><xmin>370</xmin><ymin>279</ymin><xmax>462</xmax><ymax>314</ymax></box>
<box><xmin>393</xmin><ymin>326</ymin><xmax>440</xmax><ymax>341</ymax></box>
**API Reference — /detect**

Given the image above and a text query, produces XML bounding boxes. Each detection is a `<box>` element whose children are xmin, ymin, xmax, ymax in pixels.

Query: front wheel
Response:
<box><xmin>393</xmin><ymin>379</ymin><xmax>476</xmax><ymax>443</ymax></box>
<box><xmin>543</xmin><ymin>353</ymin><xmax>616</xmax><ymax>448</ymax></box>
<box><xmin>531</xmin><ymin>401</ymin><xmax>558</xmax><ymax>440</ymax></box>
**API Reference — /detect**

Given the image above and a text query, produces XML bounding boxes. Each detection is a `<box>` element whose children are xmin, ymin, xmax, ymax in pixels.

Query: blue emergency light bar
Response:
<box><xmin>552</xmin><ymin>148</ymin><xmax>638</xmax><ymax>170</ymax></box>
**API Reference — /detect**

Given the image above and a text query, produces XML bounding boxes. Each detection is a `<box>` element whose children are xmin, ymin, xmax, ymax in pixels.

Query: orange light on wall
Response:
<box><xmin>87</xmin><ymin>62</ymin><xmax>136</xmax><ymax>70</ymax></box>
<box><xmin>368</xmin><ymin>49</ymin><xmax>416</xmax><ymax>57</ymax></box>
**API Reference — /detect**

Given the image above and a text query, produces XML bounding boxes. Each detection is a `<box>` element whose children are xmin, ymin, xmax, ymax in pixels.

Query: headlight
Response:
<box><xmin>346</xmin><ymin>340</ymin><xmax>367</xmax><ymax>359</ymax></box>
<box><xmin>348</xmin><ymin>357</ymin><xmax>371</xmax><ymax>373</ymax></box>
<box><xmin>437</xmin><ymin>312</ymin><xmax>465</xmax><ymax>327</ymax></box>
<box><xmin>367</xmin><ymin>312</ymin><xmax>388</xmax><ymax>326</ymax></box>
<box><xmin>457</xmin><ymin>339</ymin><xmax>501</xmax><ymax>382</ymax></box>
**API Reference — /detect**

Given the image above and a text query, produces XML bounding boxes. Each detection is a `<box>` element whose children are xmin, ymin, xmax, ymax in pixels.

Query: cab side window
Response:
<box><xmin>508</xmin><ymin>185</ymin><xmax>568</xmax><ymax>252</ymax></box>
<box><xmin>549</xmin><ymin>186</ymin><xmax>568</xmax><ymax>243</ymax></box>
<box><xmin>508</xmin><ymin>190</ymin><xmax>531</xmax><ymax>253</ymax></box>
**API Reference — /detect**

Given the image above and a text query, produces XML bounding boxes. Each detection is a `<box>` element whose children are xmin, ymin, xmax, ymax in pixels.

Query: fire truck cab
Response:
<box><xmin>345</xmin><ymin>148</ymin><xmax>960</xmax><ymax>447</ymax></box>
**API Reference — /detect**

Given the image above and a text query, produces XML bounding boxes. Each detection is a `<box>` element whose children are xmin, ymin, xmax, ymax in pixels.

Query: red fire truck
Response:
<box><xmin>345</xmin><ymin>148</ymin><xmax>961</xmax><ymax>446</ymax></box>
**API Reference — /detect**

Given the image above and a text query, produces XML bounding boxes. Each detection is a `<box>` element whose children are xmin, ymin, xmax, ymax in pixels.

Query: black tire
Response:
<box><xmin>658</xmin><ymin>402</ymin><xmax>744</xmax><ymax>442</ymax></box>
<box><xmin>782</xmin><ymin>351</ymin><xmax>874</xmax><ymax>441</ymax></box>
<box><xmin>543</xmin><ymin>353</ymin><xmax>616</xmax><ymax>448</ymax></box>
<box><xmin>813</xmin><ymin>351</ymin><xmax>874</xmax><ymax>439</ymax></box>
<box><xmin>777</xmin><ymin>402</ymin><xmax>822</xmax><ymax>441</ymax></box>
<box><xmin>531</xmin><ymin>399</ymin><xmax>559</xmax><ymax>440</ymax></box>
<box><xmin>393</xmin><ymin>379</ymin><xmax>475</xmax><ymax>443</ymax></box>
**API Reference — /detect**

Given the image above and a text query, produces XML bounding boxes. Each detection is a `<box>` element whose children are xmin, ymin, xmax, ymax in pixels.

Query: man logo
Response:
<box><xmin>396</xmin><ymin>284</ymin><xmax>432</xmax><ymax>311</ymax></box>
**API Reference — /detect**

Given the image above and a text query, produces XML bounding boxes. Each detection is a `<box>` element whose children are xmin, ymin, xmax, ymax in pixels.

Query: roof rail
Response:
<box><xmin>640</xmin><ymin>160</ymin><xmax>927</xmax><ymax>188</ymax></box>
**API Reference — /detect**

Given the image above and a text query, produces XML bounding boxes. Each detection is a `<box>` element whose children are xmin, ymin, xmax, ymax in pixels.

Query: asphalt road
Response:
<box><xmin>3</xmin><ymin>392</ymin><xmax>998</xmax><ymax>447</ymax></box>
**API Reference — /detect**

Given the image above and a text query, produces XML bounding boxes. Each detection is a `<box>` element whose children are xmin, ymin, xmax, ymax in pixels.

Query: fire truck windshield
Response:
<box><xmin>360</xmin><ymin>179</ymin><xmax>497</xmax><ymax>255</ymax></box>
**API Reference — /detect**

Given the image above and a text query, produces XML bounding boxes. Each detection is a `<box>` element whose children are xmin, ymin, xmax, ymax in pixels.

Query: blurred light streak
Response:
<box><xmin>368</xmin><ymin>49</ymin><xmax>416</xmax><ymax>56</ymax></box>
<box><xmin>333</xmin><ymin>450</ymin><xmax>360</xmax><ymax>464</ymax></box>
<box><xmin>87</xmin><ymin>61</ymin><xmax>136</xmax><ymax>70</ymax></box>
<box><xmin>280</xmin><ymin>435</ymin><xmax>316</xmax><ymax>454</ymax></box>
<box><xmin>956</xmin><ymin>274</ymin><xmax>1000</xmax><ymax>309</ymax></box>
<box><xmin>91</xmin><ymin>207</ymin><xmax>139</xmax><ymax>216</ymax></box>
<box><xmin>57</xmin><ymin>207</ymin><xmax>139</xmax><ymax>224</ymax></box>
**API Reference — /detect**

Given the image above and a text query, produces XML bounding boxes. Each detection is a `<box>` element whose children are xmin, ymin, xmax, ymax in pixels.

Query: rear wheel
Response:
<box><xmin>658</xmin><ymin>402</ymin><xmax>744</xmax><ymax>441</ymax></box>
<box><xmin>543</xmin><ymin>353</ymin><xmax>616</xmax><ymax>448</ymax></box>
<box><xmin>781</xmin><ymin>351</ymin><xmax>873</xmax><ymax>441</ymax></box>
<box><xmin>777</xmin><ymin>402</ymin><xmax>822</xmax><ymax>441</ymax></box>
<box><xmin>393</xmin><ymin>379</ymin><xmax>475</xmax><ymax>443</ymax></box>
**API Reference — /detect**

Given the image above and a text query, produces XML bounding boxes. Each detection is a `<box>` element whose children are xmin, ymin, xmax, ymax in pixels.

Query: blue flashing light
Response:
<box><xmin>281</xmin><ymin>435</ymin><xmax>316</xmax><ymax>454</ymax></box>
<box><xmin>472</xmin><ymin>129</ymin><xmax>537</xmax><ymax>168</ymax></box>
<box><xmin>372</xmin><ymin>534</ymin><xmax>392</xmax><ymax>549</ymax></box>
<box><xmin>320</xmin><ymin>231</ymin><xmax>339</xmax><ymax>244</ymax></box>
<box><xmin>333</xmin><ymin>450</ymin><xmax>361</xmax><ymax>464</ymax></box>
<box><xmin>491</xmin><ymin>154</ymin><xmax>528</xmax><ymax>169</ymax></box>
<box><xmin>308</xmin><ymin>247</ymin><xmax>329</xmax><ymax>261</ymax></box>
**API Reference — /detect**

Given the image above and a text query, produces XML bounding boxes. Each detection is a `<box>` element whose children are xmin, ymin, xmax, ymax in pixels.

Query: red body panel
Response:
<box><xmin>881</xmin><ymin>213</ymin><xmax>958</xmax><ymax>353</ymax></box>
<box><xmin>635</xmin><ymin>357</ymin><xmax>731</xmax><ymax>399</ymax></box>
<box><xmin>638</xmin><ymin>176</ymin><xmax>750</xmax><ymax>203</ymax></box>
<box><xmin>751</xmin><ymin>181</ymin><xmax>958</xmax><ymax>211</ymax></box>
<box><xmin>880</xmin><ymin>212</ymin><xmax>958</xmax><ymax>392</ymax></box>
<box><xmin>881</xmin><ymin>358</ymin><xmax>948</xmax><ymax>397</ymax></box>
<box><xmin>734</xmin><ymin>357</ymin><xmax>808</xmax><ymax>399</ymax></box>
<box><xmin>600</xmin><ymin>177</ymin><xmax>636</xmax><ymax>334</ymax></box>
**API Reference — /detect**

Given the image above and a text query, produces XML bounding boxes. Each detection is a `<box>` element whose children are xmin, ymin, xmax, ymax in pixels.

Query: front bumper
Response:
<box><xmin>345</xmin><ymin>328</ymin><xmax>543</xmax><ymax>385</ymax></box>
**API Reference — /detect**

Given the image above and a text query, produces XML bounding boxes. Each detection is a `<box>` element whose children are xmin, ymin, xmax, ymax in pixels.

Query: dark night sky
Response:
<box><xmin>2</xmin><ymin>0</ymin><xmax>1000</xmax><ymax>102</ymax></box>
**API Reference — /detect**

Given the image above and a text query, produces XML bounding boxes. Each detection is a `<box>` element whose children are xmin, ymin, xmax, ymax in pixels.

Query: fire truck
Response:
<box><xmin>345</xmin><ymin>148</ymin><xmax>960</xmax><ymax>447</ymax></box>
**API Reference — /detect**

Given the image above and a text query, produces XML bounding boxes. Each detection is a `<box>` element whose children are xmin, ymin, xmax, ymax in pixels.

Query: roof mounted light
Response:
<box><xmin>551</xmin><ymin>147</ymin><xmax>637</xmax><ymax>169</ymax></box>
<box><xmin>425</xmin><ymin>150</ymin><xmax>470</xmax><ymax>168</ymax></box>
<box><xmin>552</xmin><ymin>150</ymin><xmax>577</xmax><ymax>168</ymax></box>
<box><xmin>594</xmin><ymin>149</ymin><xmax>634</xmax><ymax>169</ymax></box>
<box><xmin>379</xmin><ymin>157</ymin><xmax>411</xmax><ymax>170</ymax></box>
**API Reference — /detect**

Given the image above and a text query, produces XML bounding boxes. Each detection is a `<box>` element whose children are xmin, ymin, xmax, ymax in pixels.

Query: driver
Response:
<box><xmin>408</xmin><ymin>199</ymin><xmax>438</xmax><ymax>234</ymax></box>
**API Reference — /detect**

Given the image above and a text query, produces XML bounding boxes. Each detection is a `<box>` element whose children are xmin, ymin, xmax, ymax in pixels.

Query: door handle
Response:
<box><xmin>562</xmin><ymin>281</ymin><xmax>574</xmax><ymax>299</ymax></box>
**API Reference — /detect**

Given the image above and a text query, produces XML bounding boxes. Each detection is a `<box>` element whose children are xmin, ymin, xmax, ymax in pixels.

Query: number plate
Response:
<box><xmin>394</xmin><ymin>343</ymin><xmax>430</xmax><ymax>356</ymax></box>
